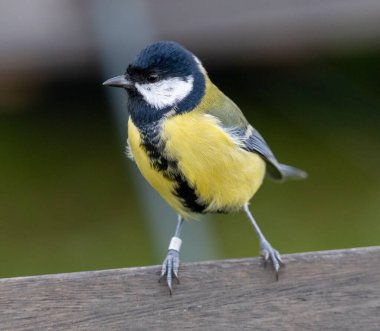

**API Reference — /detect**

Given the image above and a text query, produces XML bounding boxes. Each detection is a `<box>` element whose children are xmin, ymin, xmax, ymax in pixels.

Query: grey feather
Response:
<box><xmin>243</xmin><ymin>127</ymin><xmax>307</xmax><ymax>181</ymax></box>
<box><xmin>125</xmin><ymin>140</ymin><xmax>134</xmax><ymax>161</ymax></box>
<box><xmin>203</xmin><ymin>83</ymin><xmax>307</xmax><ymax>181</ymax></box>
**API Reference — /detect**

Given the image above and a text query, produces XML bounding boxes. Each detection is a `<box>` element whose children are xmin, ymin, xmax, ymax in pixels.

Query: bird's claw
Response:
<box><xmin>260</xmin><ymin>240</ymin><xmax>283</xmax><ymax>280</ymax></box>
<box><xmin>159</xmin><ymin>249</ymin><xmax>180</xmax><ymax>295</ymax></box>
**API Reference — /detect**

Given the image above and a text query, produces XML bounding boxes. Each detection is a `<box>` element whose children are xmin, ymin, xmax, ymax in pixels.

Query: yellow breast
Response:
<box><xmin>128</xmin><ymin>112</ymin><xmax>266</xmax><ymax>218</ymax></box>
<box><xmin>128</xmin><ymin>119</ymin><xmax>188</xmax><ymax>217</ymax></box>
<box><xmin>162</xmin><ymin>112</ymin><xmax>266</xmax><ymax>213</ymax></box>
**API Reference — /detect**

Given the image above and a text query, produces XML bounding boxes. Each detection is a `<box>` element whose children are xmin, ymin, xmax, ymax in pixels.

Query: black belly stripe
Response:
<box><xmin>139</xmin><ymin>125</ymin><xmax>207</xmax><ymax>214</ymax></box>
<box><xmin>172</xmin><ymin>173</ymin><xmax>206</xmax><ymax>213</ymax></box>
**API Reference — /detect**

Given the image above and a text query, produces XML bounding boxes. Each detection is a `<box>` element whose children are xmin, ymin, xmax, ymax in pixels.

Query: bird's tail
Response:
<box><xmin>278</xmin><ymin>164</ymin><xmax>308</xmax><ymax>180</ymax></box>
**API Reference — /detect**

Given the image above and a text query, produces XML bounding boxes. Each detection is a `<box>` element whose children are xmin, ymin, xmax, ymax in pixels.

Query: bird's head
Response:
<box><xmin>103</xmin><ymin>41</ymin><xmax>206</xmax><ymax>127</ymax></box>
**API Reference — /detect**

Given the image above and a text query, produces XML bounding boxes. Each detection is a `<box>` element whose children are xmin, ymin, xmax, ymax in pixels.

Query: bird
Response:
<box><xmin>103</xmin><ymin>41</ymin><xmax>307</xmax><ymax>294</ymax></box>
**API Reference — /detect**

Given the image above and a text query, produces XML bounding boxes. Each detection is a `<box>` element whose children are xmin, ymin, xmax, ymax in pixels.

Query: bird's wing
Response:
<box><xmin>238</xmin><ymin>125</ymin><xmax>307</xmax><ymax>180</ymax></box>
<box><xmin>204</xmin><ymin>85</ymin><xmax>307</xmax><ymax>181</ymax></box>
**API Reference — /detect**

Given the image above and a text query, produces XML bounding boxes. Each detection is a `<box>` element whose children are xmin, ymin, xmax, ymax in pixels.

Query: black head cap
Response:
<box><xmin>129</xmin><ymin>41</ymin><xmax>198</xmax><ymax>80</ymax></box>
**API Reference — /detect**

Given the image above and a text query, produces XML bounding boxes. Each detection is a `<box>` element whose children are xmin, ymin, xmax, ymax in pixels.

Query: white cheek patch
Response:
<box><xmin>135</xmin><ymin>75</ymin><xmax>194</xmax><ymax>110</ymax></box>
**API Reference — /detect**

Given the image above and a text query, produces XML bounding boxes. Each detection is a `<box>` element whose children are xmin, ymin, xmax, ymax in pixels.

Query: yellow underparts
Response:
<box><xmin>128</xmin><ymin>113</ymin><xmax>266</xmax><ymax>219</ymax></box>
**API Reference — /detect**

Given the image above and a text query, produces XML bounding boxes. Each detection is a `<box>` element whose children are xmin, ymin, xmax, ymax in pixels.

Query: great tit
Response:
<box><xmin>104</xmin><ymin>41</ymin><xmax>307</xmax><ymax>294</ymax></box>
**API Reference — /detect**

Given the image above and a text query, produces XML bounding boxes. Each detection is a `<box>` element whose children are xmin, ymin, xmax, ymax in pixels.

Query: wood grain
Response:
<box><xmin>0</xmin><ymin>247</ymin><xmax>379</xmax><ymax>330</ymax></box>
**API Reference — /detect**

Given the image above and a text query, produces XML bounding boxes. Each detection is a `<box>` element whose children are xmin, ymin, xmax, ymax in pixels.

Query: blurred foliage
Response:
<box><xmin>0</xmin><ymin>51</ymin><xmax>379</xmax><ymax>277</ymax></box>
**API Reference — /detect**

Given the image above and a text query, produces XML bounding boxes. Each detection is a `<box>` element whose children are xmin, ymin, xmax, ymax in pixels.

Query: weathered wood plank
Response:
<box><xmin>0</xmin><ymin>247</ymin><xmax>379</xmax><ymax>330</ymax></box>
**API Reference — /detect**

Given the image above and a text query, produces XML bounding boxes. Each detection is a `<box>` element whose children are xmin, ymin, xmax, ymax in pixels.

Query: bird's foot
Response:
<box><xmin>159</xmin><ymin>249</ymin><xmax>180</xmax><ymax>295</ymax></box>
<box><xmin>260</xmin><ymin>239</ymin><xmax>283</xmax><ymax>280</ymax></box>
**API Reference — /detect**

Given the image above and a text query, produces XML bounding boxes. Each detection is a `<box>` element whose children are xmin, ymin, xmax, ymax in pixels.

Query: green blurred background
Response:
<box><xmin>1</xmin><ymin>1</ymin><xmax>380</xmax><ymax>278</ymax></box>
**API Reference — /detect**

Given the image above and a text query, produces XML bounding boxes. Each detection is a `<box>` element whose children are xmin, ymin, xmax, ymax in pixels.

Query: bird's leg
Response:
<box><xmin>159</xmin><ymin>215</ymin><xmax>184</xmax><ymax>294</ymax></box>
<box><xmin>243</xmin><ymin>204</ymin><xmax>283</xmax><ymax>279</ymax></box>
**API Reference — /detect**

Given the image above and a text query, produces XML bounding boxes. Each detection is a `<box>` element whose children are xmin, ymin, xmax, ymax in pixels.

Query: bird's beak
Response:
<box><xmin>102</xmin><ymin>75</ymin><xmax>134</xmax><ymax>89</ymax></box>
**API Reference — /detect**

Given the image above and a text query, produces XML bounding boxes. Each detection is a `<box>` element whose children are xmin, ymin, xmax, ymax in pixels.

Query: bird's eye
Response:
<box><xmin>147</xmin><ymin>74</ymin><xmax>159</xmax><ymax>83</ymax></box>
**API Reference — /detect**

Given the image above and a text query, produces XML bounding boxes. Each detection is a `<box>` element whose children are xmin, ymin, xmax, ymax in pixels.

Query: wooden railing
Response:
<box><xmin>1</xmin><ymin>246</ymin><xmax>379</xmax><ymax>330</ymax></box>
